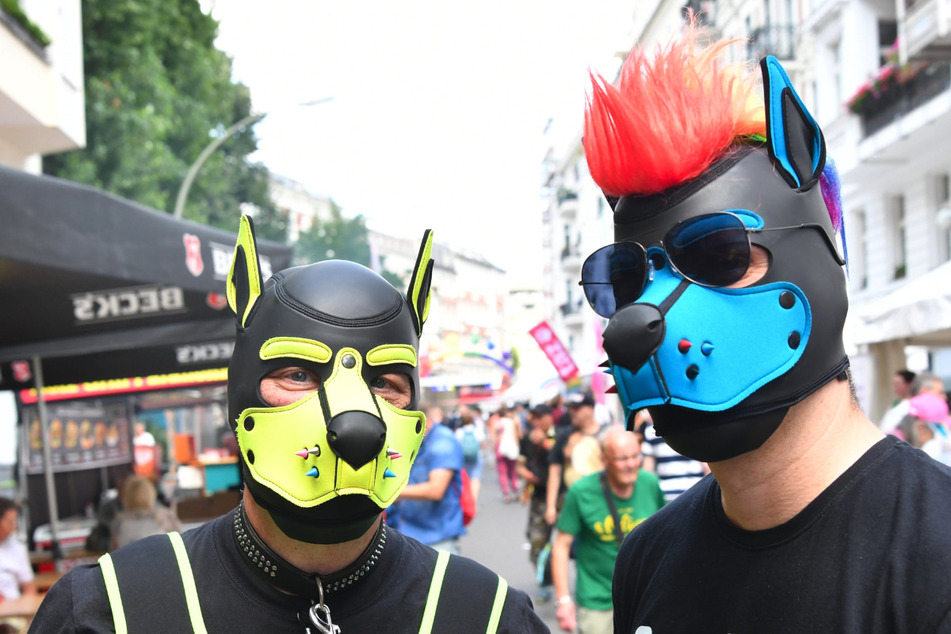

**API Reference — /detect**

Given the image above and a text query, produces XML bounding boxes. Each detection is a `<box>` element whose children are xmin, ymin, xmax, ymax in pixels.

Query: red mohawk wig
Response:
<box><xmin>583</xmin><ymin>21</ymin><xmax>766</xmax><ymax>198</ymax></box>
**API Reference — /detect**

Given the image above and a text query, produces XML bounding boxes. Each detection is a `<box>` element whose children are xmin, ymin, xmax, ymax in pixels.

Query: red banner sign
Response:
<box><xmin>529</xmin><ymin>321</ymin><xmax>578</xmax><ymax>381</ymax></box>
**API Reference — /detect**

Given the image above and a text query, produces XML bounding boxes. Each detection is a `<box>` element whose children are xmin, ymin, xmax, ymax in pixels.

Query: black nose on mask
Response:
<box><xmin>603</xmin><ymin>303</ymin><xmax>666</xmax><ymax>371</ymax></box>
<box><xmin>326</xmin><ymin>411</ymin><xmax>387</xmax><ymax>469</ymax></box>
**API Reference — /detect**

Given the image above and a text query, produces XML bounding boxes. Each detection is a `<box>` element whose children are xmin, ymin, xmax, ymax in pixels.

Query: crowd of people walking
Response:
<box><xmin>403</xmin><ymin>390</ymin><xmax>700</xmax><ymax>633</ymax></box>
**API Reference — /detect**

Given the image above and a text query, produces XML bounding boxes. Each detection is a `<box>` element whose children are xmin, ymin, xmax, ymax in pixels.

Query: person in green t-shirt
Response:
<box><xmin>551</xmin><ymin>428</ymin><xmax>665</xmax><ymax>633</ymax></box>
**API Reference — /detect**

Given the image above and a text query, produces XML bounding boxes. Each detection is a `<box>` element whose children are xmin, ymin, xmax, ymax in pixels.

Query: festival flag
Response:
<box><xmin>529</xmin><ymin>321</ymin><xmax>579</xmax><ymax>381</ymax></box>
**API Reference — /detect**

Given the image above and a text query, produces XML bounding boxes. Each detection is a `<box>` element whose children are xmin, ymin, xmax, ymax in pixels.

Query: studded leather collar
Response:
<box><xmin>232</xmin><ymin>501</ymin><xmax>386</xmax><ymax>599</ymax></box>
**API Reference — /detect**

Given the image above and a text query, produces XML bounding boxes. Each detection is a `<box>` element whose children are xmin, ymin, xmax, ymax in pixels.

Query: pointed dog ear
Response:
<box><xmin>406</xmin><ymin>230</ymin><xmax>435</xmax><ymax>336</ymax></box>
<box><xmin>227</xmin><ymin>215</ymin><xmax>264</xmax><ymax>328</ymax></box>
<box><xmin>761</xmin><ymin>56</ymin><xmax>826</xmax><ymax>190</ymax></box>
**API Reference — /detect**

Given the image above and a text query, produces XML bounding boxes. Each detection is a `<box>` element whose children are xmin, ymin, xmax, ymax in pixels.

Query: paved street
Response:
<box><xmin>456</xmin><ymin>456</ymin><xmax>565</xmax><ymax>632</ymax></box>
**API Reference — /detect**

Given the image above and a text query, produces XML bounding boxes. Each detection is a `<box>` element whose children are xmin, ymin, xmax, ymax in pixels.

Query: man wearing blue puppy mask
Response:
<box><xmin>579</xmin><ymin>21</ymin><xmax>951</xmax><ymax>632</ymax></box>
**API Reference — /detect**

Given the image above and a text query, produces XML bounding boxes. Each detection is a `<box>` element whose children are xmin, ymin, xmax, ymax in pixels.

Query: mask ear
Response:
<box><xmin>406</xmin><ymin>230</ymin><xmax>434</xmax><ymax>336</ymax></box>
<box><xmin>227</xmin><ymin>215</ymin><xmax>264</xmax><ymax>328</ymax></box>
<box><xmin>761</xmin><ymin>55</ymin><xmax>826</xmax><ymax>190</ymax></box>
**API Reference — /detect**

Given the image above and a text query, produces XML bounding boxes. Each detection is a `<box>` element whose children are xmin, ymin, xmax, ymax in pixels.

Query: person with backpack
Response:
<box><xmin>397</xmin><ymin>404</ymin><xmax>468</xmax><ymax>554</ymax></box>
<box><xmin>455</xmin><ymin>405</ymin><xmax>486</xmax><ymax>504</ymax></box>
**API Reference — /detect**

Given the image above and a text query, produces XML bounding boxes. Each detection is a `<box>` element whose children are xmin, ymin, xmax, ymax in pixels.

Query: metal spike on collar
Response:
<box><xmin>234</xmin><ymin>507</ymin><xmax>278</xmax><ymax>577</ymax></box>
<box><xmin>233</xmin><ymin>502</ymin><xmax>386</xmax><ymax>592</ymax></box>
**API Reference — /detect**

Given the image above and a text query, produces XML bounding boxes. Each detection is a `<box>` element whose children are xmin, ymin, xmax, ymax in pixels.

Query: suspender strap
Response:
<box><xmin>419</xmin><ymin>550</ymin><xmax>509</xmax><ymax>634</ymax></box>
<box><xmin>98</xmin><ymin>553</ymin><xmax>127</xmax><ymax>634</ymax></box>
<box><xmin>418</xmin><ymin>549</ymin><xmax>451</xmax><ymax>634</ymax></box>
<box><xmin>168</xmin><ymin>531</ymin><xmax>208</xmax><ymax>634</ymax></box>
<box><xmin>486</xmin><ymin>575</ymin><xmax>508</xmax><ymax>633</ymax></box>
<box><xmin>98</xmin><ymin>532</ymin><xmax>207</xmax><ymax>633</ymax></box>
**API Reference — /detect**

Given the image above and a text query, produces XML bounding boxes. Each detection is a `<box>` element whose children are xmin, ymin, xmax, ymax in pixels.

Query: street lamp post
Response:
<box><xmin>172</xmin><ymin>97</ymin><xmax>334</xmax><ymax>219</ymax></box>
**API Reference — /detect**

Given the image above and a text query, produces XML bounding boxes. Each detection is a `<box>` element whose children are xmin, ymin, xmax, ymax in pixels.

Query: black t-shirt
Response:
<box><xmin>547</xmin><ymin>426</ymin><xmax>572</xmax><ymax>468</ymax></box>
<box><xmin>519</xmin><ymin>432</ymin><xmax>553</xmax><ymax>500</ymax></box>
<box><xmin>614</xmin><ymin>436</ymin><xmax>951</xmax><ymax>633</ymax></box>
<box><xmin>31</xmin><ymin>509</ymin><xmax>547</xmax><ymax>633</ymax></box>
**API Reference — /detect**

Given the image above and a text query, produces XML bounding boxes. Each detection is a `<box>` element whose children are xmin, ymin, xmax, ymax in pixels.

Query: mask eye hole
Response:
<box><xmin>370</xmin><ymin>372</ymin><xmax>412</xmax><ymax>409</ymax></box>
<box><xmin>648</xmin><ymin>252</ymin><xmax>666</xmax><ymax>272</ymax></box>
<box><xmin>259</xmin><ymin>367</ymin><xmax>322</xmax><ymax>407</ymax></box>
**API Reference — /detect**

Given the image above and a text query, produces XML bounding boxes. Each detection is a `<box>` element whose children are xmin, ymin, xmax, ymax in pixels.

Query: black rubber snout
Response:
<box><xmin>326</xmin><ymin>411</ymin><xmax>387</xmax><ymax>469</ymax></box>
<box><xmin>603</xmin><ymin>303</ymin><xmax>665</xmax><ymax>372</ymax></box>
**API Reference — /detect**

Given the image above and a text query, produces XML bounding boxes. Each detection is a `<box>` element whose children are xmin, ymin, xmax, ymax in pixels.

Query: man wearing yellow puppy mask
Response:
<box><xmin>32</xmin><ymin>217</ymin><xmax>545</xmax><ymax>633</ymax></box>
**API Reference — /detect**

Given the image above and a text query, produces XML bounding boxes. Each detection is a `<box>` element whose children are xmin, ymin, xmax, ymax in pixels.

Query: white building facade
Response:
<box><xmin>0</xmin><ymin>0</ymin><xmax>85</xmax><ymax>172</ymax></box>
<box><xmin>369</xmin><ymin>228</ymin><xmax>511</xmax><ymax>406</ymax></box>
<box><xmin>268</xmin><ymin>174</ymin><xmax>335</xmax><ymax>244</ymax></box>
<box><xmin>542</xmin><ymin>0</ymin><xmax>951</xmax><ymax>422</ymax></box>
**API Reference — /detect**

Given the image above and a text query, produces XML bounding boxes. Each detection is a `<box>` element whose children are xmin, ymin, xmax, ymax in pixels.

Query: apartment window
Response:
<box><xmin>878</xmin><ymin>21</ymin><xmax>898</xmax><ymax>65</ymax></box>
<box><xmin>853</xmin><ymin>210</ymin><xmax>869</xmax><ymax>289</ymax></box>
<box><xmin>892</xmin><ymin>195</ymin><xmax>907</xmax><ymax>279</ymax></box>
<box><xmin>831</xmin><ymin>40</ymin><xmax>843</xmax><ymax>109</ymax></box>
<box><xmin>937</xmin><ymin>174</ymin><xmax>951</xmax><ymax>262</ymax></box>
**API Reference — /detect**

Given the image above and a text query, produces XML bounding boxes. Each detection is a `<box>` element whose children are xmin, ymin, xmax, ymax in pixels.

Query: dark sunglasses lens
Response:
<box><xmin>665</xmin><ymin>214</ymin><xmax>751</xmax><ymax>287</ymax></box>
<box><xmin>581</xmin><ymin>243</ymin><xmax>647</xmax><ymax>317</ymax></box>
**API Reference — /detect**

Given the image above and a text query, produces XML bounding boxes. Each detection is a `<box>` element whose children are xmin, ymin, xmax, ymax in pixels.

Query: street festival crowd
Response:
<box><xmin>5</xmin><ymin>19</ymin><xmax>951</xmax><ymax>634</ymax></box>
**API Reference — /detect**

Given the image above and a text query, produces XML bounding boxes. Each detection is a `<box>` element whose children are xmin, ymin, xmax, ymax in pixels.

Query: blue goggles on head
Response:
<box><xmin>580</xmin><ymin>211</ymin><xmax>842</xmax><ymax>318</ymax></box>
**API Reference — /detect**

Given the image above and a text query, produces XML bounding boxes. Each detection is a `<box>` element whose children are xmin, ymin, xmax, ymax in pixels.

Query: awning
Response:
<box><xmin>0</xmin><ymin>164</ymin><xmax>293</xmax><ymax>387</ymax></box>
<box><xmin>853</xmin><ymin>260</ymin><xmax>951</xmax><ymax>346</ymax></box>
<box><xmin>0</xmin><ymin>165</ymin><xmax>295</xmax><ymax>556</ymax></box>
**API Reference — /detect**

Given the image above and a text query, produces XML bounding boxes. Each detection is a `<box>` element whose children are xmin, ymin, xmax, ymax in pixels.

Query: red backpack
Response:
<box><xmin>459</xmin><ymin>469</ymin><xmax>477</xmax><ymax>526</ymax></box>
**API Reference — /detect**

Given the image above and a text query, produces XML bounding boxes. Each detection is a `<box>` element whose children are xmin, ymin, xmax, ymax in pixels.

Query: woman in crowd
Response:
<box><xmin>494</xmin><ymin>405</ymin><xmax>522</xmax><ymax>503</ymax></box>
<box><xmin>111</xmin><ymin>476</ymin><xmax>182</xmax><ymax>549</ymax></box>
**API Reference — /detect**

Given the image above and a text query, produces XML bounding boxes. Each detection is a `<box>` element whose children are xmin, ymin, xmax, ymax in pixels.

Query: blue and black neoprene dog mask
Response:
<box><xmin>593</xmin><ymin>57</ymin><xmax>850</xmax><ymax>462</ymax></box>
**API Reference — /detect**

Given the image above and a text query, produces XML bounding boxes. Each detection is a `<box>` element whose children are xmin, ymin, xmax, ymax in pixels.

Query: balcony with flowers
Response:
<box><xmin>847</xmin><ymin>42</ymin><xmax>951</xmax><ymax>136</ymax></box>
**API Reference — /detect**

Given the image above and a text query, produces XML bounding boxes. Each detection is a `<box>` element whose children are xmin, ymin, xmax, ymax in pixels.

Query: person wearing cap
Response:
<box><xmin>31</xmin><ymin>218</ymin><xmax>546</xmax><ymax>633</ymax></box>
<box><xmin>579</xmin><ymin>20</ymin><xmax>951</xmax><ymax>631</ymax></box>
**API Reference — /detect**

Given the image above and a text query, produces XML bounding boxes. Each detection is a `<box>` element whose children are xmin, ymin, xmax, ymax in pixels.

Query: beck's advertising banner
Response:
<box><xmin>23</xmin><ymin>400</ymin><xmax>133</xmax><ymax>474</ymax></box>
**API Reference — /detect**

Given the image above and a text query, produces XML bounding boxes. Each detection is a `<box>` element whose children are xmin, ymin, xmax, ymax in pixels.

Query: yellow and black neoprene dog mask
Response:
<box><xmin>226</xmin><ymin>216</ymin><xmax>434</xmax><ymax>544</ymax></box>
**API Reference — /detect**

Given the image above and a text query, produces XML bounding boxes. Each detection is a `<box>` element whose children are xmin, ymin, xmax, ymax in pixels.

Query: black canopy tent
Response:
<box><xmin>0</xmin><ymin>164</ymin><xmax>293</xmax><ymax>551</ymax></box>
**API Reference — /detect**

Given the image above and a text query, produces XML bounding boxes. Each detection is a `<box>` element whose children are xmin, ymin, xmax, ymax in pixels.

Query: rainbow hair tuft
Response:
<box><xmin>820</xmin><ymin>158</ymin><xmax>849</xmax><ymax>269</ymax></box>
<box><xmin>583</xmin><ymin>21</ymin><xmax>766</xmax><ymax>197</ymax></box>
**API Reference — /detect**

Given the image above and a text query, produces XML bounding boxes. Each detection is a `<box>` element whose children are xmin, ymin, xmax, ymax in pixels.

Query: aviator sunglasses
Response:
<box><xmin>579</xmin><ymin>211</ymin><xmax>843</xmax><ymax>318</ymax></box>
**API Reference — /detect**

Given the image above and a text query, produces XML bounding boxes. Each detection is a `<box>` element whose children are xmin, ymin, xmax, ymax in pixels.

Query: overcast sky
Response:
<box><xmin>207</xmin><ymin>0</ymin><xmax>632</xmax><ymax>280</ymax></box>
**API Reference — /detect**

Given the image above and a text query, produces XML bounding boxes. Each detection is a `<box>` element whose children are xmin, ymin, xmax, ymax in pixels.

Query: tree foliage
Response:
<box><xmin>43</xmin><ymin>0</ymin><xmax>285</xmax><ymax>240</ymax></box>
<box><xmin>293</xmin><ymin>203</ymin><xmax>405</xmax><ymax>288</ymax></box>
<box><xmin>295</xmin><ymin>202</ymin><xmax>371</xmax><ymax>265</ymax></box>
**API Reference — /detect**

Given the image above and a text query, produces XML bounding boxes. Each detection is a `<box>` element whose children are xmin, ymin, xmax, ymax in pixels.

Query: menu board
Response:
<box><xmin>24</xmin><ymin>400</ymin><xmax>133</xmax><ymax>474</ymax></box>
